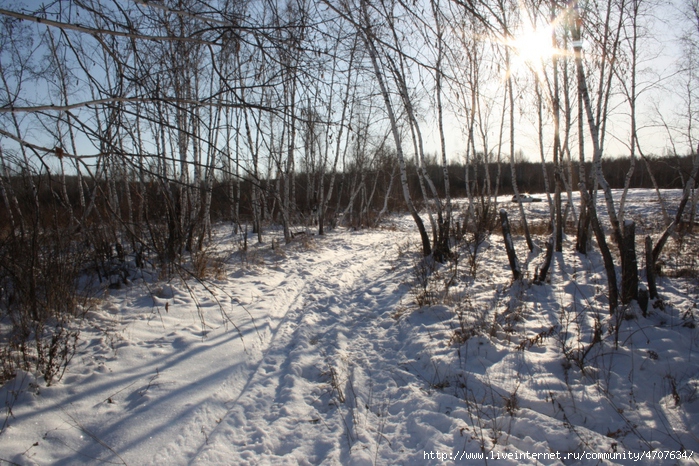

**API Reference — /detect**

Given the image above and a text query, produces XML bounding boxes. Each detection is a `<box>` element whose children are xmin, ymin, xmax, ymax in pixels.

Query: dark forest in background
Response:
<box><xmin>1</xmin><ymin>153</ymin><xmax>694</xmax><ymax>233</ymax></box>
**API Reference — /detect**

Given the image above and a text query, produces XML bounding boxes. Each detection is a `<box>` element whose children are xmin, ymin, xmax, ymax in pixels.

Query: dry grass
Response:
<box><xmin>191</xmin><ymin>249</ymin><xmax>227</xmax><ymax>280</ymax></box>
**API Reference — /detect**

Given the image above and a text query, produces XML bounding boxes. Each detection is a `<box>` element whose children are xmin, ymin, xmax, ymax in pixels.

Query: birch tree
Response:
<box><xmin>348</xmin><ymin>0</ymin><xmax>432</xmax><ymax>255</ymax></box>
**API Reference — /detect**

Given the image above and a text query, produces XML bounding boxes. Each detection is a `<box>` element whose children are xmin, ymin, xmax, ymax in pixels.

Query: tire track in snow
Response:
<box><xmin>190</xmin><ymin>229</ymin><xmax>411</xmax><ymax>465</ymax></box>
<box><xmin>142</xmin><ymin>234</ymin><xmax>379</xmax><ymax>465</ymax></box>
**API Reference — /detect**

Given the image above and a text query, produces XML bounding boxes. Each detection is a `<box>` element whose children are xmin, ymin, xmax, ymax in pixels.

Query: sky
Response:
<box><xmin>441</xmin><ymin>0</ymin><xmax>693</xmax><ymax>164</ymax></box>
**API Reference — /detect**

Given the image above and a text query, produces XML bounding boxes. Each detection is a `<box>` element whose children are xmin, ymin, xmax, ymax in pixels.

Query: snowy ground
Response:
<box><xmin>1</xmin><ymin>189</ymin><xmax>698</xmax><ymax>465</ymax></box>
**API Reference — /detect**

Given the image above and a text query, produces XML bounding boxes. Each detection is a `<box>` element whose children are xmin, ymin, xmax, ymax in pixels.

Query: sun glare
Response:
<box><xmin>508</xmin><ymin>24</ymin><xmax>557</xmax><ymax>70</ymax></box>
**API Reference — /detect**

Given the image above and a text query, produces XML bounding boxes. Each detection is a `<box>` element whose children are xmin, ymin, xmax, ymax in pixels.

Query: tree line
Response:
<box><xmin>1</xmin><ymin>152</ymin><xmax>694</xmax><ymax>231</ymax></box>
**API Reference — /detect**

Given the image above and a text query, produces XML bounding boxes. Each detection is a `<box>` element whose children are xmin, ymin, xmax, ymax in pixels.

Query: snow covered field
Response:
<box><xmin>1</xmin><ymin>189</ymin><xmax>698</xmax><ymax>465</ymax></box>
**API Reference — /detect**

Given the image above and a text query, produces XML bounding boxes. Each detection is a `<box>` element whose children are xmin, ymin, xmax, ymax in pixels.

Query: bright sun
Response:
<box><xmin>508</xmin><ymin>24</ymin><xmax>557</xmax><ymax>70</ymax></box>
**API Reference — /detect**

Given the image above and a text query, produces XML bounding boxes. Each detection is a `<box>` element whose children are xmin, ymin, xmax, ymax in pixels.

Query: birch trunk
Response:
<box><xmin>359</xmin><ymin>3</ymin><xmax>431</xmax><ymax>256</ymax></box>
<box><xmin>507</xmin><ymin>49</ymin><xmax>534</xmax><ymax>251</ymax></box>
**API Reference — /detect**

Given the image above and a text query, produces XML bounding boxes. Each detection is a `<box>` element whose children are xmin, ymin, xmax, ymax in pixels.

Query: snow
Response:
<box><xmin>1</xmin><ymin>189</ymin><xmax>698</xmax><ymax>465</ymax></box>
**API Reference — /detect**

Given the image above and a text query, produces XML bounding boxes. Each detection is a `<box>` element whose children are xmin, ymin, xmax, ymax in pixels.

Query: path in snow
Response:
<box><xmin>0</xmin><ymin>225</ymin><xmax>412</xmax><ymax>465</ymax></box>
<box><xmin>4</xmin><ymin>220</ymin><xmax>463</xmax><ymax>466</ymax></box>
<box><xmin>191</xmin><ymin>228</ymin><xmax>416</xmax><ymax>465</ymax></box>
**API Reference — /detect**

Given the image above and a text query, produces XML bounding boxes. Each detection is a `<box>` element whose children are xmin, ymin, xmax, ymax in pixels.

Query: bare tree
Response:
<box><xmin>570</xmin><ymin>0</ymin><xmax>622</xmax><ymax>310</ymax></box>
<box><xmin>324</xmin><ymin>0</ymin><xmax>433</xmax><ymax>255</ymax></box>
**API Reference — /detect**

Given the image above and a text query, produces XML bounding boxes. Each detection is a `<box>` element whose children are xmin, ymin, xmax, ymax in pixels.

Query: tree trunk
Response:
<box><xmin>432</xmin><ymin>0</ymin><xmax>452</xmax><ymax>262</ymax></box>
<box><xmin>507</xmin><ymin>49</ymin><xmax>534</xmax><ymax>252</ymax></box>
<box><xmin>359</xmin><ymin>4</ymin><xmax>431</xmax><ymax>256</ymax></box>
<box><xmin>376</xmin><ymin>163</ymin><xmax>396</xmax><ymax>225</ymax></box>
<box><xmin>581</xmin><ymin>187</ymin><xmax>619</xmax><ymax>314</ymax></box>
<box><xmin>645</xmin><ymin>235</ymin><xmax>658</xmax><ymax>300</ymax></box>
<box><xmin>621</xmin><ymin>220</ymin><xmax>638</xmax><ymax>304</ymax></box>
<box><xmin>500</xmin><ymin>209</ymin><xmax>521</xmax><ymax>280</ymax></box>
<box><xmin>537</xmin><ymin>236</ymin><xmax>555</xmax><ymax>284</ymax></box>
